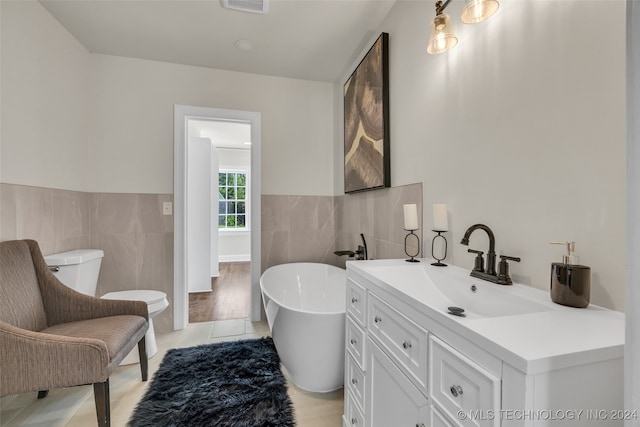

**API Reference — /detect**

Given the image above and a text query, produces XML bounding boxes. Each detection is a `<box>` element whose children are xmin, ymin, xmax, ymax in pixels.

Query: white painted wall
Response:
<box><xmin>1</xmin><ymin>1</ymin><xmax>334</xmax><ymax>197</ymax></box>
<box><xmin>218</xmin><ymin>148</ymin><xmax>251</xmax><ymax>262</ymax></box>
<box><xmin>89</xmin><ymin>54</ymin><xmax>334</xmax><ymax>196</ymax></box>
<box><xmin>0</xmin><ymin>1</ymin><xmax>90</xmax><ymax>191</ymax></box>
<box><xmin>336</xmin><ymin>0</ymin><xmax>627</xmax><ymax>311</ymax></box>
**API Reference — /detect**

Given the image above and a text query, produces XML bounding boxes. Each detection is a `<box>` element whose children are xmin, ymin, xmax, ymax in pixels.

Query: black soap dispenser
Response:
<box><xmin>549</xmin><ymin>242</ymin><xmax>591</xmax><ymax>308</ymax></box>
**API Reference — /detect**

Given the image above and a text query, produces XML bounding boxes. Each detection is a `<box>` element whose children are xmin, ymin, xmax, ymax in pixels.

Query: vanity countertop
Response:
<box><xmin>347</xmin><ymin>258</ymin><xmax>625</xmax><ymax>375</ymax></box>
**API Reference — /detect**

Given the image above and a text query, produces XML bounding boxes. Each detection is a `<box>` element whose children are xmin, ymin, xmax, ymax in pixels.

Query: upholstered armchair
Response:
<box><xmin>0</xmin><ymin>239</ymin><xmax>149</xmax><ymax>427</ymax></box>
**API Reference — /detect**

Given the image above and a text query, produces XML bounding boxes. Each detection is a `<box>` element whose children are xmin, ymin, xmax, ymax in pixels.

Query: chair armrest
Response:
<box><xmin>0</xmin><ymin>321</ymin><xmax>111</xmax><ymax>396</ymax></box>
<box><xmin>26</xmin><ymin>240</ymin><xmax>149</xmax><ymax>326</ymax></box>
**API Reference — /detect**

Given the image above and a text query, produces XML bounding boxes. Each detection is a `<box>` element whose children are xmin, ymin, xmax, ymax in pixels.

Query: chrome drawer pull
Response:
<box><xmin>450</xmin><ymin>385</ymin><xmax>464</xmax><ymax>397</ymax></box>
<box><xmin>351</xmin><ymin>378</ymin><xmax>358</xmax><ymax>385</ymax></box>
<box><xmin>350</xmin><ymin>338</ymin><xmax>357</xmax><ymax>345</ymax></box>
<box><xmin>374</xmin><ymin>316</ymin><xmax>382</xmax><ymax>323</ymax></box>
<box><xmin>351</xmin><ymin>297</ymin><xmax>358</xmax><ymax>304</ymax></box>
<box><xmin>402</xmin><ymin>340</ymin><xmax>412</xmax><ymax>350</ymax></box>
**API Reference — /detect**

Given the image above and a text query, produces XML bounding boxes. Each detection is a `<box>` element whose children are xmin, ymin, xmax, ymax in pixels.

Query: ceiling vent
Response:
<box><xmin>220</xmin><ymin>0</ymin><xmax>269</xmax><ymax>14</ymax></box>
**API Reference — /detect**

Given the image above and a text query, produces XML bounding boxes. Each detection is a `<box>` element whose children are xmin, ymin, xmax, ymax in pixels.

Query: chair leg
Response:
<box><xmin>37</xmin><ymin>390</ymin><xmax>49</xmax><ymax>399</ymax></box>
<box><xmin>93</xmin><ymin>380</ymin><xmax>110</xmax><ymax>427</ymax></box>
<box><xmin>138</xmin><ymin>336</ymin><xmax>148</xmax><ymax>382</ymax></box>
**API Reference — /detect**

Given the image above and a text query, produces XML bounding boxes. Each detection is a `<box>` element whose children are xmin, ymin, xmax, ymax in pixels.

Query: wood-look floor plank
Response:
<box><xmin>188</xmin><ymin>262</ymin><xmax>250</xmax><ymax>323</ymax></box>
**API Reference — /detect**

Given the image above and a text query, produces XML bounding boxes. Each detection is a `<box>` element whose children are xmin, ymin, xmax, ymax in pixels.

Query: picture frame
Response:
<box><xmin>343</xmin><ymin>32</ymin><xmax>390</xmax><ymax>193</ymax></box>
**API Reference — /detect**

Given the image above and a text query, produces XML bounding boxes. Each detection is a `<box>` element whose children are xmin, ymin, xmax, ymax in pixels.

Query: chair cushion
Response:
<box><xmin>42</xmin><ymin>315</ymin><xmax>147</xmax><ymax>360</ymax></box>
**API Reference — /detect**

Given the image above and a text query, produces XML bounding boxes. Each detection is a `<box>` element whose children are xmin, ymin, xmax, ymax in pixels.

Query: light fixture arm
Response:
<box><xmin>435</xmin><ymin>0</ymin><xmax>453</xmax><ymax>15</ymax></box>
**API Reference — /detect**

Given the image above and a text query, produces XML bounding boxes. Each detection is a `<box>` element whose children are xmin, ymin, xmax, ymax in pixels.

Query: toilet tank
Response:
<box><xmin>44</xmin><ymin>249</ymin><xmax>104</xmax><ymax>296</ymax></box>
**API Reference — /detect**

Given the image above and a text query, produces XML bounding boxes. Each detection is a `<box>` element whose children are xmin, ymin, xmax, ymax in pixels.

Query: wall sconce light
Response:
<box><xmin>427</xmin><ymin>0</ymin><xmax>500</xmax><ymax>55</ymax></box>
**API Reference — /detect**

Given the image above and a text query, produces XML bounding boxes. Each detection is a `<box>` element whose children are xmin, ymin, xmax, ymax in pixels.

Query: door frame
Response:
<box><xmin>174</xmin><ymin>105</ymin><xmax>262</xmax><ymax>330</ymax></box>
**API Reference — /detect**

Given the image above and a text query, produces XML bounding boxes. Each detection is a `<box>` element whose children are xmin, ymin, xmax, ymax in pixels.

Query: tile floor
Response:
<box><xmin>0</xmin><ymin>319</ymin><xmax>344</xmax><ymax>427</ymax></box>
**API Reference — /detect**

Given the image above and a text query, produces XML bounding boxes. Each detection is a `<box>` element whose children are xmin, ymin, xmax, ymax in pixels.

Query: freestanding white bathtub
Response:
<box><xmin>260</xmin><ymin>263</ymin><xmax>346</xmax><ymax>392</ymax></box>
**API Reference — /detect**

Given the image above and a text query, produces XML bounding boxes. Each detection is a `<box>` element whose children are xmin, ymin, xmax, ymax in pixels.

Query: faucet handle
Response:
<box><xmin>497</xmin><ymin>255</ymin><xmax>520</xmax><ymax>285</ymax></box>
<box><xmin>467</xmin><ymin>249</ymin><xmax>484</xmax><ymax>273</ymax></box>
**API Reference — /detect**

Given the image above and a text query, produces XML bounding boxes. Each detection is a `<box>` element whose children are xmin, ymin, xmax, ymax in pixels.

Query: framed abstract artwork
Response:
<box><xmin>343</xmin><ymin>32</ymin><xmax>390</xmax><ymax>193</ymax></box>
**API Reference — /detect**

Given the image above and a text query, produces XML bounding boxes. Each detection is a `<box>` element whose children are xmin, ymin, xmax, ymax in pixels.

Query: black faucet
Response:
<box><xmin>358</xmin><ymin>233</ymin><xmax>368</xmax><ymax>260</ymax></box>
<box><xmin>460</xmin><ymin>224</ymin><xmax>520</xmax><ymax>285</ymax></box>
<box><xmin>334</xmin><ymin>233</ymin><xmax>368</xmax><ymax>260</ymax></box>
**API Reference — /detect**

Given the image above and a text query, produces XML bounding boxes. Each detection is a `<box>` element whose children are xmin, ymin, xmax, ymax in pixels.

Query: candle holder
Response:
<box><xmin>431</xmin><ymin>230</ymin><xmax>448</xmax><ymax>267</ymax></box>
<box><xmin>404</xmin><ymin>230</ymin><xmax>420</xmax><ymax>263</ymax></box>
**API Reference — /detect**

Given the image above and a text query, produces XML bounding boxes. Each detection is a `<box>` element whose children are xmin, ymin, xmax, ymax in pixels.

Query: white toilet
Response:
<box><xmin>44</xmin><ymin>249</ymin><xmax>169</xmax><ymax>365</ymax></box>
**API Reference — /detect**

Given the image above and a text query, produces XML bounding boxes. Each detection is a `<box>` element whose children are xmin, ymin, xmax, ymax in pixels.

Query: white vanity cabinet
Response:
<box><xmin>343</xmin><ymin>260</ymin><xmax>625</xmax><ymax>427</ymax></box>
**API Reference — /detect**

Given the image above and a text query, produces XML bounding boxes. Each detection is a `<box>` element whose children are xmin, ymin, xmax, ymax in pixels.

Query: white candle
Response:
<box><xmin>403</xmin><ymin>204</ymin><xmax>419</xmax><ymax>231</ymax></box>
<box><xmin>433</xmin><ymin>203</ymin><xmax>448</xmax><ymax>232</ymax></box>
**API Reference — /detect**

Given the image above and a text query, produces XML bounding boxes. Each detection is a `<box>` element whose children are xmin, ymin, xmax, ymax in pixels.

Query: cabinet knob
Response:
<box><xmin>402</xmin><ymin>340</ymin><xmax>412</xmax><ymax>350</ymax></box>
<box><xmin>351</xmin><ymin>297</ymin><xmax>358</xmax><ymax>304</ymax></box>
<box><xmin>350</xmin><ymin>338</ymin><xmax>357</xmax><ymax>345</ymax></box>
<box><xmin>450</xmin><ymin>385</ymin><xmax>464</xmax><ymax>397</ymax></box>
<box><xmin>374</xmin><ymin>316</ymin><xmax>382</xmax><ymax>323</ymax></box>
<box><xmin>351</xmin><ymin>378</ymin><xmax>358</xmax><ymax>385</ymax></box>
<box><xmin>351</xmin><ymin>417</ymin><xmax>358</xmax><ymax>425</ymax></box>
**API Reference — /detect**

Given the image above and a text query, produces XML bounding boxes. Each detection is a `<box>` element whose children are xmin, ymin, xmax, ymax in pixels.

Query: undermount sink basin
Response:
<box><xmin>362</xmin><ymin>262</ymin><xmax>552</xmax><ymax>319</ymax></box>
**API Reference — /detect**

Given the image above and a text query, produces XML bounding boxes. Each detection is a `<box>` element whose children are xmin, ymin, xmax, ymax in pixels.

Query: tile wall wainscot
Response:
<box><xmin>0</xmin><ymin>183</ymin><xmax>175</xmax><ymax>333</ymax></box>
<box><xmin>335</xmin><ymin>182</ymin><xmax>423</xmax><ymax>267</ymax></box>
<box><xmin>261</xmin><ymin>185</ymin><xmax>424</xmax><ymax>272</ymax></box>
<box><xmin>261</xmin><ymin>194</ymin><xmax>338</xmax><ymax>270</ymax></box>
<box><xmin>90</xmin><ymin>192</ymin><xmax>174</xmax><ymax>333</ymax></box>
<box><xmin>0</xmin><ymin>183</ymin><xmax>92</xmax><ymax>255</ymax></box>
<box><xmin>2</xmin><ymin>183</ymin><xmax>423</xmax><ymax>333</ymax></box>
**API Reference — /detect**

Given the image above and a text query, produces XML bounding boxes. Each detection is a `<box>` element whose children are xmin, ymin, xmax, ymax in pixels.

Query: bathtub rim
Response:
<box><xmin>260</xmin><ymin>262</ymin><xmax>347</xmax><ymax>316</ymax></box>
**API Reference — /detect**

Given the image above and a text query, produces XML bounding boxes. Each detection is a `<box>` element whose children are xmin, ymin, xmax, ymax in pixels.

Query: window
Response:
<box><xmin>218</xmin><ymin>170</ymin><xmax>248</xmax><ymax>230</ymax></box>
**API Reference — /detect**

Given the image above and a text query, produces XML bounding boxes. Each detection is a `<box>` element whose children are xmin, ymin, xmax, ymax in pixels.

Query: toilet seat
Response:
<box><xmin>102</xmin><ymin>290</ymin><xmax>169</xmax><ymax>317</ymax></box>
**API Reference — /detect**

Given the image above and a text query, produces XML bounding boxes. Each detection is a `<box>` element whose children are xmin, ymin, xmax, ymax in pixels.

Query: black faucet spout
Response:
<box><xmin>461</xmin><ymin>224</ymin><xmax>497</xmax><ymax>276</ymax></box>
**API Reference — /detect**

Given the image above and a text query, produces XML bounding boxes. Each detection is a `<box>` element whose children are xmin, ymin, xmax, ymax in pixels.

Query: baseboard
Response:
<box><xmin>219</xmin><ymin>254</ymin><xmax>251</xmax><ymax>262</ymax></box>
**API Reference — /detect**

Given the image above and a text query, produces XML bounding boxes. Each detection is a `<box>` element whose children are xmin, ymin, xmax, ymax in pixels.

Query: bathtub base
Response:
<box><xmin>281</xmin><ymin>366</ymin><xmax>344</xmax><ymax>394</ymax></box>
<box><xmin>271</xmin><ymin>311</ymin><xmax>345</xmax><ymax>393</ymax></box>
<box><xmin>260</xmin><ymin>263</ymin><xmax>347</xmax><ymax>393</ymax></box>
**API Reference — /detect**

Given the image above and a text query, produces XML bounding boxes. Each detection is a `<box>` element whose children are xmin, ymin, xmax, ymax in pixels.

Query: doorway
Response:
<box><xmin>174</xmin><ymin>105</ymin><xmax>262</xmax><ymax>330</ymax></box>
<box><xmin>188</xmin><ymin>119</ymin><xmax>252</xmax><ymax>322</ymax></box>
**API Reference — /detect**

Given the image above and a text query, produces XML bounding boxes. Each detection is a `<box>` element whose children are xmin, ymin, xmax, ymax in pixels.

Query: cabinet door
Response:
<box><xmin>367</xmin><ymin>338</ymin><xmax>429</xmax><ymax>427</ymax></box>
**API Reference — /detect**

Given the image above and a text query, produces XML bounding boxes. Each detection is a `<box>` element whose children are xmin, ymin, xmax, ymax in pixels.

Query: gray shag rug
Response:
<box><xmin>128</xmin><ymin>337</ymin><xmax>295</xmax><ymax>427</ymax></box>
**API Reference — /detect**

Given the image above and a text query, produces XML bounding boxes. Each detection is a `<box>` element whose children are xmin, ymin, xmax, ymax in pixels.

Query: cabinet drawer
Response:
<box><xmin>347</xmin><ymin>278</ymin><xmax>367</xmax><ymax>327</ymax></box>
<box><xmin>346</xmin><ymin>317</ymin><xmax>365</xmax><ymax>369</ymax></box>
<box><xmin>344</xmin><ymin>390</ymin><xmax>366</xmax><ymax>427</ymax></box>
<box><xmin>429</xmin><ymin>336</ymin><xmax>500</xmax><ymax>427</ymax></box>
<box><xmin>345</xmin><ymin>354</ymin><xmax>365</xmax><ymax>412</ymax></box>
<box><xmin>368</xmin><ymin>292</ymin><xmax>428</xmax><ymax>391</ymax></box>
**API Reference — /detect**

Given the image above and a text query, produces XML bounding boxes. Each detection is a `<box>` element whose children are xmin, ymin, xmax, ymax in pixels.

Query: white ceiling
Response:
<box><xmin>40</xmin><ymin>0</ymin><xmax>397</xmax><ymax>83</ymax></box>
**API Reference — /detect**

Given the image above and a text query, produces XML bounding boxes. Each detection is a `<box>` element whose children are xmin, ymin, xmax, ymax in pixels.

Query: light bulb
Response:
<box><xmin>461</xmin><ymin>0</ymin><xmax>499</xmax><ymax>24</ymax></box>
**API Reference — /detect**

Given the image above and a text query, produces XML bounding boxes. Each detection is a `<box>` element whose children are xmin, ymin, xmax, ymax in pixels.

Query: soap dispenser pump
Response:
<box><xmin>549</xmin><ymin>242</ymin><xmax>591</xmax><ymax>308</ymax></box>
